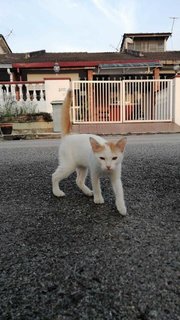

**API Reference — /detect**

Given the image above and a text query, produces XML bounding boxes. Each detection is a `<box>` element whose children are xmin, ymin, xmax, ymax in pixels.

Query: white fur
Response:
<box><xmin>52</xmin><ymin>134</ymin><xmax>127</xmax><ymax>216</ymax></box>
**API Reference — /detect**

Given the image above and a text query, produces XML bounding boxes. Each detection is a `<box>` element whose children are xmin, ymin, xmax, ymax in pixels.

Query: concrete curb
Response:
<box><xmin>1</xmin><ymin>131</ymin><xmax>180</xmax><ymax>141</ymax></box>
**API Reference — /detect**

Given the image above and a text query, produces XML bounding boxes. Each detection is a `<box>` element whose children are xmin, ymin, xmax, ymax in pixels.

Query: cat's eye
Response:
<box><xmin>99</xmin><ymin>157</ymin><xmax>105</xmax><ymax>160</ymax></box>
<box><xmin>112</xmin><ymin>156</ymin><xmax>118</xmax><ymax>160</ymax></box>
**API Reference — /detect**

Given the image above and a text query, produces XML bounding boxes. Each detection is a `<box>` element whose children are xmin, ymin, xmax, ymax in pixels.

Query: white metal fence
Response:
<box><xmin>72</xmin><ymin>79</ymin><xmax>173</xmax><ymax>123</ymax></box>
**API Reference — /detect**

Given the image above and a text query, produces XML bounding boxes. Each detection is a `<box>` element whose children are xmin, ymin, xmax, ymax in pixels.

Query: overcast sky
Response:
<box><xmin>0</xmin><ymin>0</ymin><xmax>180</xmax><ymax>53</ymax></box>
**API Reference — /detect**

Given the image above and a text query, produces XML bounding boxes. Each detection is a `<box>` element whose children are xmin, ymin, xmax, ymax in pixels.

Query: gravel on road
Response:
<box><xmin>0</xmin><ymin>134</ymin><xmax>179</xmax><ymax>320</ymax></box>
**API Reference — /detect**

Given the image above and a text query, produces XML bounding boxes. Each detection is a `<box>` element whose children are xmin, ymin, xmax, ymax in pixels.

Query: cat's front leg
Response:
<box><xmin>110</xmin><ymin>173</ymin><xmax>127</xmax><ymax>216</ymax></box>
<box><xmin>91</xmin><ymin>173</ymin><xmax>104</xmax><ymax>204</ymax></box>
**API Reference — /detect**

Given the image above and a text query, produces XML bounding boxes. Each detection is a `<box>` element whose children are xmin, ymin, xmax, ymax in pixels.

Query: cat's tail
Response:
<box><xmin>61</xmin><ymin>89</ymin><xmax>72</xmax><ymax>136</ymax></box>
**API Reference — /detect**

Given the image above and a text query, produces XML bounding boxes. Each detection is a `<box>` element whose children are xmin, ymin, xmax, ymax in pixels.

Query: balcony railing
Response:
<box><xmin>0</xmin><ymin>81</ymin><xmax>46</xmax><ymax>113</ymax></box>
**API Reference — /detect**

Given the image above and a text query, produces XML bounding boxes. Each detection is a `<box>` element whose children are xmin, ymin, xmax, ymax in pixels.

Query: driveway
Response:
<box><xmin>0</xmin><ymin>134</ymin><xmax>179</xmax><ymax>320</ymax></box>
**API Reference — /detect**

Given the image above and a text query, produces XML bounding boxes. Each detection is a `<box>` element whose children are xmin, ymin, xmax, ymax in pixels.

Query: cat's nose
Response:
<box><xmin>106</xmin><ymin>165</ymin><xmax>111</xmax><ymax>170</ymax></box>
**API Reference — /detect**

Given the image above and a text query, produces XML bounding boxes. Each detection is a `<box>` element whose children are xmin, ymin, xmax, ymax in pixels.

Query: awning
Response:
<box><xmin>99</xmin><ymin>62</ymin><xmax>162</xmax><ymax>69</ymax></box>
<box><xmin>98</xmin><ymin>61</ymin><xmax>162</xmax><ymax>75</ymax></box>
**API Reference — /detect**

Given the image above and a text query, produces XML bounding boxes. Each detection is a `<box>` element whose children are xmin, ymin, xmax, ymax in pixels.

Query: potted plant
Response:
<box><xmin>0</xmin><ymin>95</ymin><xmax>53</xmax><ymax>135</ymax></box>
<box><xmin>0</xmin><ymin>96</ymin><xmax>17</xmax><ymax>134</ymax></box>
<box><xmin>0</xmin><ymin>122</ymin><xmax>13</xmax><ymax>134</ymax></box>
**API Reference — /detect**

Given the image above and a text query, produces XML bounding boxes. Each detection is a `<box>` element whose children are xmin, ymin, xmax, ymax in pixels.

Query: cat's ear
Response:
<box><xmin>116</xmin><ymin>137</ymin><xmax>127</xmax><ymax>153</ymax></box>
<box><xmin>89</xmin><ymin>137</ymin><xmax>105</xmax><ymax>153</ymax></box>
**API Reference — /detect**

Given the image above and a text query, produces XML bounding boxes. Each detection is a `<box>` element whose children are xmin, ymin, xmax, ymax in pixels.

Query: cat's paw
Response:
<box><xmin>119</xmin><ymin>207</ymin><xmax>127</xmax><ymax>216</ymax></box>
<box><xmin>53</xmin><ymin>189</ymin><xmax>65</xmax><ymax>197</ymax></box>
<box><xmin>85</xmin><ymin>190</ymin><xmax>93</xmax><ymax>197</ymax></box>
<box><xmin>94</xmin><ymin>195</ymin><xmax>104</xmax><ymax>204</ymax></box>
<box><xmin>116</xmin><ymin>202</ymin><xmax>127</xmax><ymax>216</ymax></box>
<box><xmin>82</xmin><ymin>187</ymin><xmax>93</xmax><ymax>197</ymax></box>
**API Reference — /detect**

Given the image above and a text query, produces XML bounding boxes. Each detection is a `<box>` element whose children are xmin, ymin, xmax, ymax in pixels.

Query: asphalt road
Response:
<box><xmin>0</xmin><ymin>134</ymin><xmax>180</xmax><ymax>320</ymax></box>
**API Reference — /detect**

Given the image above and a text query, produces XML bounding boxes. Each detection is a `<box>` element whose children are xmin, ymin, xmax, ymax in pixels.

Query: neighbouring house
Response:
<box><xmin>0</xmin><ymin>32</ymin><xmax>180</xmax><ymax>134</ymax></box>
<box><xmin>120</xmin><ymin>32</ymin><xmax>171</xmax><ymax>52</ymax></box>
<box><xmin>0</xmin><ymin>34</ymin><xmax>12</xmax><ymax>82</ymax></box>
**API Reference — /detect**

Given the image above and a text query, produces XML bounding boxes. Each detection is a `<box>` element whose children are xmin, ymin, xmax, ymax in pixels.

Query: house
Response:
<box><xmin>120</xmin><ymin>32</ymin><xmax>171</xmax><ymax>52</ymax></box>
<box><xmin>1</xmin><ymin>49</ymin><xmax>180</xmax><ymax>82</ymax></box>
<box><xmin>0</xmin><ymin>34</ymin><xmax>12</xmax><ymax>81</ymax></box>
<box><xmin>0</xmin><ymin>32</ymin><xmax>180</xmax><ymax>135</ymax></box>
<box><xmin>0</xmin><ymin>32</ymin><xmax>180</xmax><ymax>83</ymax></box>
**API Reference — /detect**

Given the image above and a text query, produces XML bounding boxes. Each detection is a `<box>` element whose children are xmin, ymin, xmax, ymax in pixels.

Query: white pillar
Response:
<box><xmin>7</xmin><ymin>68</ymin><xmax>13</xmax><ymax>82</ymax></box>
<box><xmin>44</xmin><ymin>78</ymin><xmax>70</xmax><ymax>113</ymax></box>
<box><xmin>174</xmin><ymin>76</ymin><xmax>180</xmax><ymax>126</ymax></box>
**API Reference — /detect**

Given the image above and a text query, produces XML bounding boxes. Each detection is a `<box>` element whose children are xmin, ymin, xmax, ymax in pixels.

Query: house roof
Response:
<box><xmin>0</xmin><ymin>34</ymin><xmax>12</xmax><ymax>53</ymax></box>
<box><xmin>122</xmin><ymin>32</ymin><xmax>172</xmax><ymax>39</ymax></box>
<box><xmin>0</xmin><ymin>50</ymin><xmax>180</xmax><ymax>69</ymax></box>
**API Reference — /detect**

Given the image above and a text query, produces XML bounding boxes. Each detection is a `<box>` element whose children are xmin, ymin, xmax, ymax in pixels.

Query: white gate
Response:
<box><xmin>72</xmin><ymin>79</ymin><xmax>173</xmax><ymax>123</ymax></box>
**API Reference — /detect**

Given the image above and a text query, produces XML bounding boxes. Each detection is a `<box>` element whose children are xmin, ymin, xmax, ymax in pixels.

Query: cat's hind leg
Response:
<box><xmin>76</xmin><ymin>167</ymin><xmax>93</xmax><ymax>197</ymax></box>
<box><xmin>52</xmin><ymin>165</ymin><xmax>75</xmax><ymax>197</ymax></box>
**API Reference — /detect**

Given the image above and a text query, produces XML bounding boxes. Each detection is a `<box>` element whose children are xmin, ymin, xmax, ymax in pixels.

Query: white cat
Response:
<box><xmin>52</xmin><ymin>90</ymin><xmax>127</xmax><ymax>216</ymax></box>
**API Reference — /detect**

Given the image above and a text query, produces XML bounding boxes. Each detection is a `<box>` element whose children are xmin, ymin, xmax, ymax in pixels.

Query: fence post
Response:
<box><xmin>174</xmin><ymin>76</ymin><xmax>180</xmax><ymax>126</ymax></box>
<box><xmin>122</xmin><ymin>80</ymin><xmax>125</xmax><ymax>122</ymax></box>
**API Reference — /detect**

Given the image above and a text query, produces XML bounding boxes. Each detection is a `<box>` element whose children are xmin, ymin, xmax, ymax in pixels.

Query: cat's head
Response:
<box><xmin>89</xmin><ymin>137</ymin><xmax>127</xmax><ymax>172</ymax></box>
